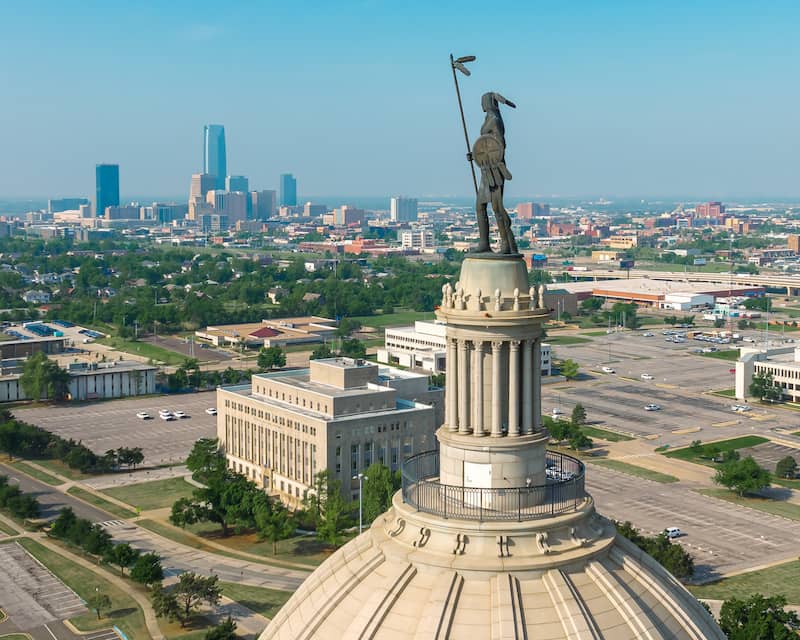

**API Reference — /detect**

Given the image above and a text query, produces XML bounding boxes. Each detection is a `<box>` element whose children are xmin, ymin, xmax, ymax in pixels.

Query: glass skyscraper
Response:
<box><xmin>95</xmin><ymin>164</ymin><xmax>120</xmax><ymax>217</ymax></box>
<box><xmin>280</xmin><ymin>173</ymin><xmax>297</xmax><ymax>207</ymax></box>
<box><xmin>203</xmin><ymin>124</ymin><xmax>227</xmax><ymax>190</ymax></box>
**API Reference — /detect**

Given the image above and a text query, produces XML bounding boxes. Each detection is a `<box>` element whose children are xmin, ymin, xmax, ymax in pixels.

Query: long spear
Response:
<box><xmin>449</xmin><ymin>54</ymin><xmax>478</xmax><ymax>196</ymax></box>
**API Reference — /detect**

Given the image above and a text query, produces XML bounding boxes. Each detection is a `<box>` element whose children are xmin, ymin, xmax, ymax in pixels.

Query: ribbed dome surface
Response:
<box><xmin>260</xmin><ymin>496</ymin><xmax>724</xmax><ymax>640</ymax></box>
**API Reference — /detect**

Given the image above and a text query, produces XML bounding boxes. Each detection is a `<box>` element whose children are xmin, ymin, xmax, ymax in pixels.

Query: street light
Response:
<box><xmin>353</xmin><ymin>473</ymin><xmax>369</xmax><ymax>534</ymax></box>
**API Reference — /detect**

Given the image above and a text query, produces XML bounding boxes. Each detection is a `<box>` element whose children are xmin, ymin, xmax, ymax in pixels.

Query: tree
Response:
<box><xmin>171</xmin><ymin>471</ymin><xmax>259</xmax><ymax>537</ymax></box>
<box><xmin>738</xmin><ymin>318</ymin><xmax>752</xmax><ymax>330</ymax></box>
<box><xmin>362</xmin><ymin>463</ymin><xmax>398</xmax><ymax>524</ymax></box>
<box><xmin>719</xmin><ymin>594</ymin><xmax>800</xmax><ymax>640</ymax></box>
<box><xmin>615</xmin><ymin>521</ymin><xmax>694</xmax><ymax>581</ymax></box>
<box><xmin>714</xmin><ymin>318</ymin><xmax>725</xmax><ymax>329</ymax></box>
<box><xmin>305</xmin><ymin>469</ymin><xmax>350</xmax><ymax>547</ymax></box>
<box><xmin>311</xmin><ymin>343</ymin><xmax>334</xmax><ymax>360</ymax></box>
<box><xmin>254</xmin><ymin>498</ymin><xmax>295</xmax><ymax>555</ymax></box>
<box><xmin>152</xmin><ymin>588</ymin><xmax>181</xmax><ymax>623</ymax></box>
<box><xmin>776</xmin><ymin>456</ymin><xmax>797</xmax><ymax>479</ymax></box>
<box><xmin>87</xmin><ymin>593</ymin><xmax>112</xmax><ymax>620</ymax></box>
<box><xmin>172</xmin><ymin>572</ymin><xmax>222</xmax><ymax>627</ymax></box>
<box><xmin>106</xmin><ymin>542</ymin><xmax>139</xmax><ymax>575</ymax></box>
<box><xmin>750</xmin><ymin>371</ymin><xmax>779</xmax><ymax>402</ymax></box>
<box><xmin>257</xmin><ymin>346</ymin><xmax>286</xmax><ymax>371</ymax></box>
<box><xmin>205</xmin><ymin>616</ymin><xmax>238</xmax><ymax>640</ymax></box>
<box><xmin>571</xmin><ymin>403</ymin><xmax>587</xmax><ymax>426</ymax></box>
<box><xmin>130</xmin><ymin>552</ymin><xmax>164</xmax><ymax>588</ymax></box>
<box><xmin>20</xmin><ymin>351</ymin><xmax>71</xmax><ymax>401</ymax></box>
<box><xmin>714</xmin><ymin>456</ymin><xmax>771</xmax><ymax>496</ymax></box>
<box><xmin>339</xmin><ymin>338</ymin><xmax>366</xmax><ymax>359</ymax></box>
<box><xmin>186</xmin><ymin>438</ymin><xmax>226</xmax><ymax>482</ymax></box>
<box><xmin>559</xmin><ymin>359</ymin><xmax>579</xmax><ymax>380</ymax></box>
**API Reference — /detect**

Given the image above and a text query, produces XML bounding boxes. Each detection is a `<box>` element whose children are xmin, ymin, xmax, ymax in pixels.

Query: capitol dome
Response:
<box><xmin>260</xmin><ymin>256</ymin><xmax>724</xmax><ymax>640</ymax></box>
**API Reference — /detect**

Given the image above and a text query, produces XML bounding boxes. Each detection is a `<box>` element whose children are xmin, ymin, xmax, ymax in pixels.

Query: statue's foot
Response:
<box><xmin>500</xmin><ymin>244</ymin><xmax>511</xmax><ymax>254</ymax></box>
<box><xmin>475</xmin><ymin>243</ymin><xmax>491</xmax><ymax>253</ymax></box>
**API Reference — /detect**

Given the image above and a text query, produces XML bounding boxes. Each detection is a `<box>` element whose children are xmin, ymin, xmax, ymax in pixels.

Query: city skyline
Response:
<box><xmin>1</xmin><ymin>1</ymin><xmax>799</xmax><ymax>199</ymax></box>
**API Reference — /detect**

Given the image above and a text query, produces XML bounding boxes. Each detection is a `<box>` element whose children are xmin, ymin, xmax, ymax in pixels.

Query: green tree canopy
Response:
<box><xmin>258</xmin><ymin>346</ymin><xmax>286</xmax><ymax>371</ymax></box>
<box><xmin>20</xmin><ymin>351</ymin><xmax>71</xmax><ymax>401</ymax></box>
<box><xmin>130</xmin><ymin>552</ymin><xmax>164</xmax><ymax>588</ymax></box>
<box><xmin>714</xmin><ymin>456</ymin><xmax>771</xmax><ymax>496</ymax></box>
<box><xmin>560</xmin><ymin>359</ymin><xmax>579</xmax><ymax>380</ymax></box>
<box><xmin>362</xmin><ymin>463</ymin><xmax>399</xmax><ymax>524</ymax></box>
<box><xmin>775</xmin><ymin>456</ymin><xmax>797</xmax><ymax>479</ymax></box>
<box><xmin>719</xmin><ymin>594</ymin><xmax>800</xmax><ymax>640</ymax></box>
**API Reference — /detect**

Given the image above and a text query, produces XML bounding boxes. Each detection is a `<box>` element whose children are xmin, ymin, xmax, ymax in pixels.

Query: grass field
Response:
<box><xmin>0</xmin><ymin>634</ymin><xmax>32</xmax><ymax>640</ymax></box>
<box><xmin>66</xmin><ymin>487</ymin><xmax>137</xmax><ymax>519</ymax></box>
<box><xmin>352</xmin><ymin>311</ymin><xmax>434</xmax><ymax>330</ymax></box>
<box><xmin>102</xmin><ymin>477</ymin><xmax>195</xmax><ymax>512</ymax></box>
<box><xmin>9</xmin><ymin>461</ymin><xmax>62</xmax><ymax>485</ymax></box>
<box><xmin>582</xmin><ymin>330</ymin><xmax>610</xmax><ymax>337</ymax></box>
<box><xmin>546</xmin><ymin>335</ymin><xmax>593</xmax><ymax>345</ymax></box>
<box><xmin>32</xmin><ymin>459</ymin><xmax>91</xmax><ymax>482</ymax></box>
<box><xmin>697</xmin><ymin>488</ymin><xmax>800</xmax><ymax>521</ymax></box>
<box><xmin>663</xmin><ymin>436</ymin><xmax>769</xmax><ymax>466</ymax></box>
<box><xmin>98</xmin><ymin>336</ymin><xmax>186</xmax><ymax>366</ymax></box>
<box><xmin>137</xmin><ymin>517</ymin><xmax>336</xmax><ymax>568</ymax></box>
<box><xmin>0</xmin><ymin>518</ymin><xmax>18</xmax><ymax>536</ymax></box>
<box><xmin>17</xmin><ymin>538</ymin><xmax>148</xmax><ymax>640</ymax></box>
<box><xmin>220</xmin><ymin>582</ymin><xmax>292</xmax><ymax>618</ymax></box>
<box><xmin>689</xmin><ymin>560</ymin><xmax>800</xmax><ymax>603</ymax></box>
<box><xmin>709</xmin><ymin>389</ymin><xmax>736</xmax><ymax>398</ymax></box>
<box><xmin>589</xmin><ymin>459</ymin><xmax>679</xmax><ymax>483</ymax></box>
<box><xmin>581</xmin><ymin>426</ymin><xmax>634</xmax><ymax>442</ymax></box>
<box><xmin>699</xmin><ymin>350</ymin><xmax>740</xmax><ymax>361</ymax></box>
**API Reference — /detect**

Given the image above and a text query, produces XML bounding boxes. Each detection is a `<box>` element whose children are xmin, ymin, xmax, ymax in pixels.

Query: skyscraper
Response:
<box><xmin>280</xmin><ymin>173</ymin><xmax>297</xmax><ymax>207</ymax></box>
<box><xmin>249</xmin><ymin>190</ymin><xmax>277</xmax><ymax>220</ymax></box>
<box><xmin>95</xmin><ymin>164</ymin><xmax>120</xmax><ymax>218</ymax></box>
<box><xmin>226</xmin><ymin>175</ymin><xmax>248</xmax><ymax>193</ymax></box>
<box><xmin>390</xmin><ymin>196</ymin><xmax>418</xmax><ymax>222</ymax></box>
<box><xmin>203</xmin><ymin>125</ymin><xmax>227</xmax><ymax>190</ymax></box>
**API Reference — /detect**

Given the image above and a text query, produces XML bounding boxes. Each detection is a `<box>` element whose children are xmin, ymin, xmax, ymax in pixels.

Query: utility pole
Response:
<box><xmin>353</xmin><ymin>473</ymin><xmax>368</xmax><ymax>534</ymax></box>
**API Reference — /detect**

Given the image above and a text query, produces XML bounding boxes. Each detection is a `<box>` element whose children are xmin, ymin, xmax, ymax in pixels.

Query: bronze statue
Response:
<box><xmin>470</xmin><ymin>92</ymin><xmax>517</xmax><ymax>254</ymax></box>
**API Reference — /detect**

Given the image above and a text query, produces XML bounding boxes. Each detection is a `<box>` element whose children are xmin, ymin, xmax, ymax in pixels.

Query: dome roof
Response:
<box><xmin>260</xmin><ymin>494</ymin><xmax>724</xmax><ymax>640</ymax></box>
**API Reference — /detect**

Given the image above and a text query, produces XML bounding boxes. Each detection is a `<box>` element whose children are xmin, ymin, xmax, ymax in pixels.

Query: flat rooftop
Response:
<box><xmin>558</xmin><ymin>278</ymin><xmax>761</xmax><ymax>298</ymax></box>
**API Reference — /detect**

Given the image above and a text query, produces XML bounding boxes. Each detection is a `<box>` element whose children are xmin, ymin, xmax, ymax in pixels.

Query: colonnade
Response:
<box><xmin>445</xmin><ymin>335</ymin><xmax>542</xmax><ymax>437</ymax></box>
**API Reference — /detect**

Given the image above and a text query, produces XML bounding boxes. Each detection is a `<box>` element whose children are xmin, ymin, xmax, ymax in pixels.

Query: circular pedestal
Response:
<box><xmin>457</xmin><ymin>254</ymin><xmax>529</xmax><ymax>299</ymax></box>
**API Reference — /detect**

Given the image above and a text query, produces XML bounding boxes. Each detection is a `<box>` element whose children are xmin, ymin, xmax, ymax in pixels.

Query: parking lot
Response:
<box><xmin>14</xmin><ymin>391</ymin><xmax>219</xmax><ymax>465</ymax></box>
<box><xmin>588</xmin><ymin>464</ymin><xmax>800</xmax><ymax>581</ymax></box>
<box><xmin>0</xmin><ymin>542</ymin><xmax>86</xmax><ymax>629</ymax></box>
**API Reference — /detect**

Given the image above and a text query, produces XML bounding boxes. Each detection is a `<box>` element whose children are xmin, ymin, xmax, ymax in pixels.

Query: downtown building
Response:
<box><xmin>216</xmin><ymin>357</ymin><xmax>443</xmax><ymax>508</ymax></box>
<box><xmin>204</xmin><ymin>124</ymin><xmax>227</xmax><ymax>190</ymax></box>
<box><xmin>390</xmin><ymin>196</ymin><xmax>418</xmax><ymax>222</ymax></box>
<box><xmin>95</xmin><ymin>164</ymin><xmax>119</xmax><ymax>217</ymax></box>
<box><xmin>280</xmin><ymin>173</ymin><xmax>297</xmax><ymax>207</ymax></box>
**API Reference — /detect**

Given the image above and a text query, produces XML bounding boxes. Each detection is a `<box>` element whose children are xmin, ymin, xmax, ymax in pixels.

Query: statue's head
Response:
<box><xmin>481</xmin><ymin>92</ymin><xmax>517</xmax><ymax>113</ymax></box>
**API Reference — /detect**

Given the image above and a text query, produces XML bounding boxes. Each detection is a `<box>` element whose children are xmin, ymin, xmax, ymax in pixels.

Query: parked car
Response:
<box><xmin>601</xmin><ymin>366</ymin><xmax>615</xmax><ymax>374</ymax></box>
<box><xmin>644</xmin><ymin>403</ymin><xmax>661</xmax><ymax>411</ymax></box>
<box><xmin>160</xmin><ymin>413</ymin><xmax>175</xmax><ymax>421</ymax></box>
<box><xmin>665</xmin><ymin>527</ymin><xmax>683</xmax><ymax>539</ymax></box>
<box><xmin>642</xmin><ymin>332</ymin><xmax>654</xmax><ymax>337</ymax></box>
<box><xmin>136</xmin><ymin>411</ymin><xmax>151</xmax><ymax>420</ymax></box>
<box><xmin>173</xmin><ymin>410</ymin><xmax>187</xmax><ymax>419</ymax></box>
<box><xmin>551</xmin><ymin>407</ymin><xmax>565</xmax><ymax>416</ymax></box>
<box><xmin>641</xmin><ymin>373</ymin><xmax>654</xmax><ymax>380</ymax></box>
<box><xmin>205</xmin><ymin>407</ymin><xmax>217</xmax><ymax>416</ymax></box>
<box><xmin>731</xmin><ymin>404</ymin><xmax>752</xmax><ymax>412</ymax></box>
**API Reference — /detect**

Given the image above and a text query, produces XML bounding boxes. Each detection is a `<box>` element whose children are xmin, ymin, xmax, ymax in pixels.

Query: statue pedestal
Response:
<box><xmin>457</xmin><ymin>253</ymin><xmax>529</xmax><ymax>300</ymax></box>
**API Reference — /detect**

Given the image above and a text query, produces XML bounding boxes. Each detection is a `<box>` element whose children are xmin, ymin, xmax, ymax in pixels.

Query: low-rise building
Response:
<box><xmin>196</xmin><ymin>316</ymin><xmax>336</xmax><ymax>349</ymax></box>
<box><xmin>377</xmin><ymin>320</ymin><xmax>551</xmax><ymax>376</ymax></box>
<box><xmin>217</xmin><ymin>358</ymin><xmax>443</xmax><ymax>507</ymax></box>
<box><xmin>736</xmin><ymin>346</ymin><xmax>800</xmax><ymax>402</ymax></box>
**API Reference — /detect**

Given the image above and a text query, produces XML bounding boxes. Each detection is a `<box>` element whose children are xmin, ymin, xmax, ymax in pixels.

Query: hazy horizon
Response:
<box><xmin>2</xmin><ymin>1</ymin><xmax>799</xmax><ymax>199</ymax></box>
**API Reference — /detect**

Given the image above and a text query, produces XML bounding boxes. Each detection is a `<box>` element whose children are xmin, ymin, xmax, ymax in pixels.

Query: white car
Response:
<box><xmin>551</xmin><ymin>407</ymin><xmax>564</xmax><ymax>416</ymax></box>
<box><xmin>665</xmin><ymin>527</ymin><xmax>682</xmax><ymax>539</ymax></box>
<box><xmin>173</xmin><ymin>410</ymin><xmax>187</xmax><ymax>419</ymax></box>
<box><xmin>136</xmin><ymin>411</ymin><xmax>151</xmax><ymax>420</ymax></box>
<box><xmin>160</xmin><ymin>413</ymin><xmax>175</xmax><ymax>421</ymax></box>
<box><xmin>642</xmin><ymin>332</ymin><xmax>654</xmax><ymax>337</ymax></box>
<box><xmin>205</xmin><ymin>407</ymin><xmax>218</xmax><ymax>416</ymax></box>
<box><xmin>640</xmin><ymin>373</ymin><xmax>654</xmax><ymax>380</ymax></box>
<box><xmin>731</xmin><ymin>404</ymin><xmax>752</xmax><ymax>412</ymax></box>
<box><xmin>601</xmin><ymin>366</ymin><xmax>615</xmax><ymax>374</ymax></box>
<box><xmin>644</xmin><ymin>403</ymin><xmax>661</xmax><ymax>411</ymax></box>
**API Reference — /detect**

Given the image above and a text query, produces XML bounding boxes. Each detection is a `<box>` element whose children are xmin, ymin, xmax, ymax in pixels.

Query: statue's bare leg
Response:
<box><xmin>492</xmin><ymin>192</ymin><xmax>514</xmax><ymax>254</ymax></box>
<box><xmin>476</xmin><ymin>202</ymin><xmax>490</xmax><ymax>252</ymax></box>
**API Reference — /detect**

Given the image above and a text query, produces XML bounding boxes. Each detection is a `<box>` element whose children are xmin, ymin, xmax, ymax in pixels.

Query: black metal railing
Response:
<box><xmin>400</xmin><ymin>450</ymin><xmax>586</xmax><ymax>522</ymax></box>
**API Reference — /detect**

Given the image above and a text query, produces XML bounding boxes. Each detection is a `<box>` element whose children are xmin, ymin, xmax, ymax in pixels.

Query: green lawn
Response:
<box><xmin>580</xmin><ymin>426</ymin><xmax>634</xmax><ymax>442</ymax></box>
<box><xmin>0</xmin><ymin>634</ymin><xmax>32</xmax><ymax>640</ymax></box>
<box><xmin>546</xmin><ymin>335</ymin><xmax>593</xmax><ymax>345</ymax></box>
<box><xmin>697</xmin><ymin>488</ymin><xmax>800</xmax><ymax>521</ymax></box>
<box><xmin>352</xmin><ymin>311</ymin><xmax>434</xmax><ymax>330</ymax></box>
<box><xmin>9</xmin><ymin>461</ymin><xmax>63</xmax><ymax>485</ymax></box>
<box><xmin>220</xmin><ymin>582</ymin><xmax>293</xmax><ymax>618</ymax></box>
<box><xmin>66</xmin><ymin>487</ymin><xmax>137</xmax><ymax>519</ymax></box>
<box><xmin>710</xmin><ymin>389</ymin><xmax>736</xmax><ymax>398</ymax></box>
<box><xmin>137</xmin><ymin>517</ymin><xmax>336</xmax><ymax>568</ymax></box>
<box><xmin>17</xmin><ymin>538</ymin><xmax>148</xmax><ymax>640</ymax></box>
<box><xmin>32</xmin><ymin>459</ymin><xmax>91</xmax><ymax>482</ymax></box>
<box><xmin>663</xmin><ymin>436</ymin><xmax>769</xmax><ymax>466</ymax></box>
<box><xmin>102</xmin><ymin>477</ymin><xmax>195</xmax><ymax>512</ymax></box>
<box><xmin>98</xmin><ymin>336</ymin><xmax>186</xmax><ymax>366</ymax></box>
<box><xmin>0</xmin><ymin>518</ymin><xmax>18</xmax><ymax>536</ymax></box>
<box><xmin>589</xmin><ymin>459</ymin><xmax>679</xmax><ymax>483</ymax></box>
<box><xmin>699</xmin><ymin>349</ymin><xmax>740</xmax><ymax>361</ymax></box>
<box><xmin>689</xmin><ymin>559</ymin><xmax>800</xmax><ymax>603</ymax></box>
<box><xmin>582</xmin><ymin>330</ymin><xmax>610</xmax><ymax>337</ymax></box>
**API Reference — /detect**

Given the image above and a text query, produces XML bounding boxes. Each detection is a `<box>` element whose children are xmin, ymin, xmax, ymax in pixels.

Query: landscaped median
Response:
<box><xmin>219</xmin><ymin>582</ymin><xmax>292</xmax><ymax>619</ymax></box>
<box><xmin>66</xmin><ymin>487</ymin><xmax>137</xmax><ymax>519</ymax></box>
<box><xmin>688</xmin><ymin>558</ymin><xmax>800</xmax><ymax>604</ymax></box>
<box><xmin>101</xmin><ymin>477</ymin><xmax>196</xmax><ymax>512</ymax></box>
<box><xmin>589</xmin><ymin>459</ymin><xmax>679</xmax><ymax>483</ymax></box>
<box><xmin>696</xmin><ymin>488</ymin><xmax>800</xmax><ymax>521</ymax></box>
<box><xmin>661</xmin><ymin>436</ymin><xmax>769</xmax><ymax>466</ymax></box>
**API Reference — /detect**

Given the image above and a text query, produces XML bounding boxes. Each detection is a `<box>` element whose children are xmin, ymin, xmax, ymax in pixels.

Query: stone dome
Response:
<box><xmin>260</xmin><ymin>490</ymin><xmax>724</xmax><ymax>640</ymax></box>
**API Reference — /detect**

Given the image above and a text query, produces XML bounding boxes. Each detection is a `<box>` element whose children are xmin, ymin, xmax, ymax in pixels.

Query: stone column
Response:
<box><xmin>472</xmin><ymin>341</ymin><xmax>485</xmax><ymax>436</ymax></box>
<box><xmin>491</xmin><ymin>340</ymin><xmax>504</xmax><ymax>437</ymax></box>
<box><xmin>458</xmin><ymin>338</ymin><xmax>471</xmax><ymax>434</ymax></box>
<box><xmin>508</xmin><ymin>340</ymin><xmax>521</xmax><ymax>436</ymax></box>
<box><xmin>522</xmin><ymin>339</ymin><xmax>533</xmax><ymax>434</ymax></box>
<box><xmin>533</xmin><ymin>338</ymin><xmax>542</xmax><ymax>432</ymax></box>
<box><xmin>446</xmin><ymin>337</ymin><xmax>458</xmax><ymax>432</ymax></box>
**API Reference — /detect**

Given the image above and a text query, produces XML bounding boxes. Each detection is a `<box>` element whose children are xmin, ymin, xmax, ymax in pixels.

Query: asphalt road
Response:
<box><xmin>0</xmin><ymin>463</ymin><xmax>109</xmax><ymax>522</ymax></box>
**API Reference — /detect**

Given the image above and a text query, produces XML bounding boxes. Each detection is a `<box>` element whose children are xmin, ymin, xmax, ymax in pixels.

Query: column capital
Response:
<box><xmin>491</xmin><ymin>340</ymin><xmax>504</xmax><ymax>351</ymax></box>
<box><xmin>509</xmin><ymin>339</ymin><xmax>521</xmax><ymax>350</ymax></box>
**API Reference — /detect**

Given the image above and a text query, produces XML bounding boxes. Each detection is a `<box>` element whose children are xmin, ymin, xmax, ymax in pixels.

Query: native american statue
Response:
<box><xmin>470</xmin><ymin>92</ymin><xmax>518</xmax><ymax>255</ymax></box>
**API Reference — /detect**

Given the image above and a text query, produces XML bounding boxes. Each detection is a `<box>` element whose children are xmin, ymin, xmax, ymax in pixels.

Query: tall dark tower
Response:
<box><xmin>203</xmin><ymin>124</ymin><xmax>227</xmax><ymax>190</ymax></box>
<box><xmin>95</xmin><ymin>164</ymin><xmax>120</xmax><ymax>218</ymax></box>
<box><xmin>280</xmin><ymin>173</ymin><xmax>297</xmax><ymax>207</ymax></box>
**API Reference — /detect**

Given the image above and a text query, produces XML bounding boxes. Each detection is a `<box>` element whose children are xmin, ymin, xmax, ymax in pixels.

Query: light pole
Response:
<box><xmin>353</xmin><ymin>473</ymin><xmax>368</xmax><ymax>534</ymax></box>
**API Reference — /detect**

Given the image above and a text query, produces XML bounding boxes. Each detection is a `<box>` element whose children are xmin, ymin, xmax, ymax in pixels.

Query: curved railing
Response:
<box><xmin>401</xmin><ymin>450</ymin><xmax>586</xmax><ymax>522</ymax></box>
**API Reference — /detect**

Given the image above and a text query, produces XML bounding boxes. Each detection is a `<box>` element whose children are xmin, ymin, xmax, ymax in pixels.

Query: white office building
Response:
<box><xmin>736</xmin><ymin>345</ymin><xmax>800</xmax><ymax>401</ymax></box>
<box><xmin>400</xmin><ymin>230</ymin><xmax>434</xmax><ymax>250</ymax></box>
<box><xmin>378</xmin><ymin>320</ymin><xmax>551</xmax><ymax>376</ymax></box>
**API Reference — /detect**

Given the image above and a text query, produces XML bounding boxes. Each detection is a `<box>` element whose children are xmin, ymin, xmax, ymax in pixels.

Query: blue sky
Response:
<box><xmin>1</xmin><ymin>1</ymin><xmax>798</xmax><ymax>200</ymax></box>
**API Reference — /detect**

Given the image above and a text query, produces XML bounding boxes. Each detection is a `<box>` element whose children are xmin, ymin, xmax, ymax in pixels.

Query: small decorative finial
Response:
<box><xmin>529</xmin><ymin>286</ymin><xmax>536</xmax><ymax>310</ymax></box>
<box><xmin>475</xmin><ymin>287</ymin><xmax>483</xmax><ymax>311</ymax></box>
<box><xmin>538</xmin><ymin>284</ymin><xmax>545</xmax><ymax>309</ymax></box>
<box><xmin>494</xmin><ymin>288</ymin><xmax>502</xmax><ymax>311</ymax></box>
<box><xmin>513</xmin><ymin>287</ymin><xmax>520</xmax><ymax>311</ymax></box>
